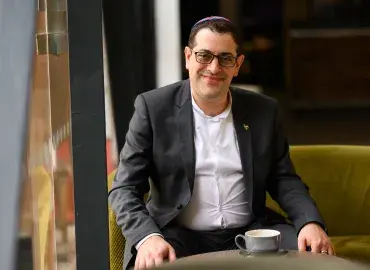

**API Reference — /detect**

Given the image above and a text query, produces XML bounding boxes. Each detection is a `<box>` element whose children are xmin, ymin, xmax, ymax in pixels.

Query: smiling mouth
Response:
<box><xmin>202</xmin><ymin>75</ymin><xmax>224</xmax><ymax>81</ymax></box>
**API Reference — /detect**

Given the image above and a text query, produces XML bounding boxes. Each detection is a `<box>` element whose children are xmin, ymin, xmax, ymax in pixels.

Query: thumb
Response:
<box><xmin>298</xmin><ymin>237</ymin><xmax>307</xmax><ymax>252</ymax></box>
<box><xmin>168</xmin><ymin>246</ymin><xmax>177</xmax><ymax>262</ymax></box>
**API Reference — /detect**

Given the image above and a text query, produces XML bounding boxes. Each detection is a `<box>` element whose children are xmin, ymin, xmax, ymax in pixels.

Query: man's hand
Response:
<box><xmin>135</xmin><ymin>235</ymin><xmax>177</xmax><ymax>270</ymax></box>
<box><xmin>298</xmin><ymin>223</ymin><xmax>335</xmax><ymax>255</ymax></box>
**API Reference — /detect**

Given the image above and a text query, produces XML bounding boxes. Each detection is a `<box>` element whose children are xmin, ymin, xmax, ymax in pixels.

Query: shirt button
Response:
<box><xmin>177</xmin><ymin>204</ymin><xmax>183</xmax><ymax>210</ymax></box>
<box><xmin>221</xmin><ymin>218</ymin><xmax>226</xmax><ymax>228</ymax></box>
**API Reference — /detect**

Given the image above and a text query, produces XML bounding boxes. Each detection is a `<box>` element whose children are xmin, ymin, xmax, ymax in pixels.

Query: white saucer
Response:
<box><xmin>238</xmin><ymin>249</ymin><xmax>288</xmax><ymax>257</ymax></box>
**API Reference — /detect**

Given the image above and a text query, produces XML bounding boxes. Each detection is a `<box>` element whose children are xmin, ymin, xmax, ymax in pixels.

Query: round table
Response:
<box><xmin>155</xmin><ymin>250</ymin><xmax>369</xmax><ymax>270</ymax></box>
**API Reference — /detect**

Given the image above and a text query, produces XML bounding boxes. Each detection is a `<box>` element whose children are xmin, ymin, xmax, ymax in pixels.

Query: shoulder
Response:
<box><xmin>139</xmin><ymin>80</ymin><xmax>185</xmax><ymax>107</ymax></box>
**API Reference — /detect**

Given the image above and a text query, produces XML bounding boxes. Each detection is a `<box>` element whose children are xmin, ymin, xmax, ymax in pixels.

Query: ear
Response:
<box><xmin>184</xmin><ymin>46</ymin><xmax>192</xmax><ymax>70</ymax></box>
<box><xmin>233</xmin><ymin>54</ymin><xmax>245</xmax><ymax>77</ymax></box>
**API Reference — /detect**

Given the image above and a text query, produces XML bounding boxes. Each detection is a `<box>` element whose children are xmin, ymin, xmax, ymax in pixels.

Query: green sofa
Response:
<box><xmin>267</xmin><ymin>145</ymin><xmax>370</xmax><ymax>264</ymax></box>
<box><xmin>109</xmin><ymin>145</ymin><xmax>370</xmax><ymax>270</ymax></box>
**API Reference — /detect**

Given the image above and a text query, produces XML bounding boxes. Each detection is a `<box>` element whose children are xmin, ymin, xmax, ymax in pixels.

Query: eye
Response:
<box><xmin>219</xmin><ymin>55</ymin><xmax>234</xmax><ymax>63</ymax></box>
<box><xmin>197</xmin><ymin>52</ymin><xmax>213</xmax><ymax>60</ymax></box>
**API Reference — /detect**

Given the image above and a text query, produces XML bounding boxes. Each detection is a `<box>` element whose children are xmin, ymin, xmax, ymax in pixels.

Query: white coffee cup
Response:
<box><xmin>235</xmin><ymin>229</ymin><xmax>281</xmax><ymax>253</ymax></box>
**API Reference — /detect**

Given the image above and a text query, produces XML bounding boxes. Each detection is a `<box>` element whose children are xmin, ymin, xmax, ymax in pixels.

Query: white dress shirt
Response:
<box><xmin>176</xmin><ymin>93</ymin><xmax>252</xmax><ymax>230</ymax></box>
<box><xmin>136</xmin><ymin>92</ymin><xmax>252</xmax><ymax>248</ymax></box>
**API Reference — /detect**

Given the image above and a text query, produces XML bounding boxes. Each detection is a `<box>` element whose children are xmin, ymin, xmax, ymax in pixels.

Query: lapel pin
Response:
<box><xmin>243</xmin><ymin>124</ymin><xmax>249</xmax><ymax>131</ymax></box>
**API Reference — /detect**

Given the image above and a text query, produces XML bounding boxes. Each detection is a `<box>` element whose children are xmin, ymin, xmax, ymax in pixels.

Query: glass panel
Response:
<box><xmin>49</xmin><ymin>42</ymin><xmax>76</xmax><ymax>270</ymax></box>
<box><xmin>18</xmin><ymin>0</ymin><xmax>76</xmax><ymax>269</ymax></box>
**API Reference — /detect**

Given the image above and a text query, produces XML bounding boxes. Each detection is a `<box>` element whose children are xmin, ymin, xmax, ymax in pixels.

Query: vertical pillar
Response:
<box><xmin>68</xmin><ymin>0</ymin><xmax>110</xmax><ymax>269</ymax></box>
<box><xmin>154</xmin><ymin>0</ymin><xmax>182</xmax><ymax>87</ymax></box>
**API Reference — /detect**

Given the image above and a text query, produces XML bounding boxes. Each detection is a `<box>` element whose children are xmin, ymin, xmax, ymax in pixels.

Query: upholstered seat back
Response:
<box><xmin>109</xmin><ymin>145</ymin><xmax>370</xmax><ymax>269</ymax></box>
<box><xmin>267</xmin><ymin>145</ymin><xmax>370</xmax><ymax>236</ymax></box>
<box><xmin>108</xmin><ymin>172</ymin><xmax>125</xmax><ymax>270</ymax></box>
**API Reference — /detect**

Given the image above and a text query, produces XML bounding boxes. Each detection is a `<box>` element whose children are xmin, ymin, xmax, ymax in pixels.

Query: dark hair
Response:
<box><xmin>188</xmin><ymin>16</ymin><xmax>241</xmax><ymax>54</ymax></box>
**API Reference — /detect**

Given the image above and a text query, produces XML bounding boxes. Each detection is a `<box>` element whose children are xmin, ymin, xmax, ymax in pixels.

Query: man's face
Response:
<box><xmin>184</xmin><ymin>28</ymin><xmax>244</xmax><ymax>101</ymax></box>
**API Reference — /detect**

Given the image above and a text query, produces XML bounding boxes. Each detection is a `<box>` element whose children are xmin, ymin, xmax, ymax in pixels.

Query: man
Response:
<box><xmin>108</xmin><ymin>16</ymin><xmax>334</xmax><ymax>270</ymax></box>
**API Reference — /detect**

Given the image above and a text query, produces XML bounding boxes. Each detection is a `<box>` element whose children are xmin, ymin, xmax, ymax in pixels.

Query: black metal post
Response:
<box><xmin>67</xmin><ymin>0</ymin><xmax>110</xmax><ymax>269</ymax></box>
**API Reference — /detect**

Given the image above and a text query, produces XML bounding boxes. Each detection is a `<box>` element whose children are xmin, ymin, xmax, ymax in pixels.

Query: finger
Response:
<box><xmin>136</xmin><ymin>256</ymin><xmax>146</xmax><ymax>270</ymax></box>
<box><xmin>145</xmin><ymin>257</ymin><xmax>155</xmax><ymax>269</ymax></box>
<box><xmin>328</xmin><ymin>244</ymin><xmax>335</xmax><ymax>256</ymax></box>
<box><xmin>154</xmin><ymin>255</ymin><xmax>164</xmax><ymax>267</ymax></box>
<box><xmin>321</xmin><ymin>240</ymin><xmax>332</xmax><ymax>255</ymax></box>
<box><xmin>320</xmin><ymin>247</ymin><xmax>329</xmax><ymax>255</ymax></box>
<box><xmin>328</xmin><ymin>241</ymin><xmax>336</xmax><ymax>255</ymax></box>
<box><xmin>311</xmin><ymin>242</ymin><xmax>320</xmax><ymax>253</ymax></box>
<box><xmin>168</xmin><ymin>247</ymin><xmax>177</xmax><ymax>262</ymax></box>
<box><xmin>298</xmin><ymin>237</ymin><xmax>307</xmax><ymax>252</ymax></box>
<box><xmin>134</xmin><ymin>256</ymin><xmax>139</xmax><ymax>270</ymax></box>
<box><xmin>134</xmin><ymin>255</ymin><xmax>141</xmax><ymax>270</ymax></box>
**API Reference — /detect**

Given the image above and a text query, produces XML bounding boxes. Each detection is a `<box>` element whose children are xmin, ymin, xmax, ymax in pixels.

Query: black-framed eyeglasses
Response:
<box><xmin>192</xmin><ymin>50</ymin><xmax>238</xmax><ymax>67</ymax></box>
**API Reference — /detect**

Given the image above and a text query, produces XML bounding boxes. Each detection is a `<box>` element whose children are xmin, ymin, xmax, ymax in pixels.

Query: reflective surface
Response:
<box><xmin>156</xmin><ymin>250</ymin><xmax>369</xmax><ymax>270</ymax></box>
<box><xmin>18</xmin><ymin>0</ymin><xmax>76</xmax><ymax>269</ymax></box>
<box><xmin>0</xmin><ymin>0</ymin><xmax>36</xmax><ymax>269</ymax></box>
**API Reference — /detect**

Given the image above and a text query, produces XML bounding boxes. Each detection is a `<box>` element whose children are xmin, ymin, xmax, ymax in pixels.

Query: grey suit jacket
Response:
<box><xmin>108</xmin><ymin>79</ymin><xmax>326</xmax><ymax>269</ymax></box>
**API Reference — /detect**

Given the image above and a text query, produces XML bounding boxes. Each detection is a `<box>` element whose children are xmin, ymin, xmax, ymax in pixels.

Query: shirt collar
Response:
<box><xmin>191</xmin><ymin>90</ymin><xmax>232</xmax><ymax>121</ymax></box>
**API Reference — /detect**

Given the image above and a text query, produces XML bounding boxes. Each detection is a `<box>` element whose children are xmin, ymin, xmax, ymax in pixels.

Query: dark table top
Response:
<box><xmin>156</xmin><ymin>250</ymin><xmax>369</xmax><ymax>270</ymax></box>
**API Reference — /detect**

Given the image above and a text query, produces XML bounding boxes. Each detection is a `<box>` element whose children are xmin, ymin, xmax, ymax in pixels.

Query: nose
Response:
<box><xmin>207</xmin><ymin>57</ymin><xmax>222</xmax><ymax>73</ymax></box>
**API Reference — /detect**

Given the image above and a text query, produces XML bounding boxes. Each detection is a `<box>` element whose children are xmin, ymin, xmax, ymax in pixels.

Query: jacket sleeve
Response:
<box><xmin>266</xmin><ymin>102</ymin><xmax>327</xmax><ymax>234</ymax></box>
<box><xmin>108</xmin><ymin>94</ymin><xmax>162</xmax><ymax>249</ymax></box>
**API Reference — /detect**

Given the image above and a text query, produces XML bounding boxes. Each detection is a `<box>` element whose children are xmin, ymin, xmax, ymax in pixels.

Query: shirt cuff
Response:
<box><xmin>135</xmin><ymin>233</ymin><xmax>163</xmax><ymax>250</ymax></box>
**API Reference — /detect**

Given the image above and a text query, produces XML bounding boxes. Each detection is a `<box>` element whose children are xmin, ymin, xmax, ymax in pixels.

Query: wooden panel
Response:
<box><xmin>288</xmin><ymin>31</ymin><xmax>370</xmax><ymax>106</ymax></box>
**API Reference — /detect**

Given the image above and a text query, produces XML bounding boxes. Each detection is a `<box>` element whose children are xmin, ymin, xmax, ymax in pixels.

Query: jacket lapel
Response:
<box><xmin>176</xmin><ymin>80</ymin><xmax>195</xmax><ymax>192</ymax></box>
<box><xmin>232</xmin><ymin>90</ymin><xmax>254</xmax><ymax>207</ymax></box>
<box><xmin>175</xmin><ymin>83</ymin><xmax>254</xmax><ymax>197</ymax></box>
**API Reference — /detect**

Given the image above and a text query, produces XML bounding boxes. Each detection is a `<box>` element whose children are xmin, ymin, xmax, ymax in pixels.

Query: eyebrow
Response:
<box><xmin>197</xmin><ymin>49</ymin><xmax>235</xmax><ymax>56</ymax></box>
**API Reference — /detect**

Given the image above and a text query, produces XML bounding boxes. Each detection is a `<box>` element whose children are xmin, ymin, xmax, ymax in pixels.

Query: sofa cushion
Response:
<box><xmin>331</xmin><ymin>235</ymin><xmax>370</xmax><ymax>264</ymax></box>
<box><xmin>290</xmin><ymin>146</ymin><xmax>370</xmax><ymax>236</ymax></box>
